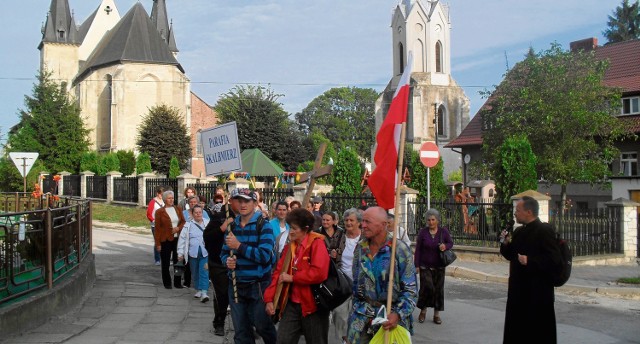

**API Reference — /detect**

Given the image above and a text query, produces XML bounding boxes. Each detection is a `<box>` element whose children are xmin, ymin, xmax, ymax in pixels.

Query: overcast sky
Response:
<box><xmin>0</xmin><ymin>0</ymin><xmax>621</xmax><ymax>143</ymax></box>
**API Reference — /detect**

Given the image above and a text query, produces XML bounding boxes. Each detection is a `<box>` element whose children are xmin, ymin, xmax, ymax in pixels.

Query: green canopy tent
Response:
<box><xmin>240</xmin><ymin>149</ymin><xmax>284</xmax><ymax>177</ymax></box>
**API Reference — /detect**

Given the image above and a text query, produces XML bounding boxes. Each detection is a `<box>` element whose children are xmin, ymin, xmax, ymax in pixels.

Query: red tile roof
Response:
<box><xmin>447</xmin><ymin>39</ymin><xmax>640</xmax><ymax>148</ymax></box>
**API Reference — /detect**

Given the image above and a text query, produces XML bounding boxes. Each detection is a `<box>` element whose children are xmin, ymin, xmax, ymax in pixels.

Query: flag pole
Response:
<box><xmin>384</xmin><ymin>120</ymin><xmax>408</xmax><ymax>344</ymax></box>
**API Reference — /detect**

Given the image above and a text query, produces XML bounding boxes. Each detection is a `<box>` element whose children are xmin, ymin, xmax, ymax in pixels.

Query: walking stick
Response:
<box><xmin>225</xmin><ymin>181</ymin><xmax>239</xmax><ymax>304</ymax></box>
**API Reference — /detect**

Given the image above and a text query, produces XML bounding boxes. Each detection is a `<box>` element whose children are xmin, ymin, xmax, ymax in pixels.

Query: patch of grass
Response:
<box><xmin>617</xmin><ymin>277</ymin><xmax>640</xmax><ymax>284</ymax></box>
<box><xmin>92</xmin><ymin>203</ymin><xmax>149</xmax><ymax>228</ymax></box>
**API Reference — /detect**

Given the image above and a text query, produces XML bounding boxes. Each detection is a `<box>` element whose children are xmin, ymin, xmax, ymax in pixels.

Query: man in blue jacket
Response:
<box><xmin>221</xmin><ymin>188</ymin><xmax>276</xmax><ymax>344</ymax></box>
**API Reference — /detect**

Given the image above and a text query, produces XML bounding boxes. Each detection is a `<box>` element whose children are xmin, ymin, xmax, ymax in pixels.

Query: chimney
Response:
<box><xmin>570</xmin><ymin>37</ymin><xmax>598</xmax><ymax>52</ymax></box>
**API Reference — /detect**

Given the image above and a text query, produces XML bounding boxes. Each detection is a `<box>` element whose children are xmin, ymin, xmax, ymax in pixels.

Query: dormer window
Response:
<box><xmin>58</xmin><ymin>30</ymin><xmax>65</xmax><ymax>40</ymax></box>
<box><xmin>622</xmin><ymin>96</ymin><xmax>639</xmax><ymax>115</ymax></box>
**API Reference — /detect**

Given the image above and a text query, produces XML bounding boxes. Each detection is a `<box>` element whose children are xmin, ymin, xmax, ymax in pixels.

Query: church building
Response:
<box><xmin>375</xmin><ymin>0</ymin><xmax>470</xmax><ymax>176</ymax></box>
<box><xmin>39</xmin><ymin>0</ymin><xmax>216</xmax><ymax>176</ymax></box>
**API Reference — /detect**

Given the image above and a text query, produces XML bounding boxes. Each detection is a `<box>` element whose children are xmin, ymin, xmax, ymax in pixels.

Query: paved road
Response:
<box><xmin>3</xmin><ymin>226</ymin><xmax>640</xmax><ymax>343</ymax></box>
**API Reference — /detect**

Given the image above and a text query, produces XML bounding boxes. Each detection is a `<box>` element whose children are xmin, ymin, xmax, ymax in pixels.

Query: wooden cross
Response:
<box><xmin>299</xmin><ymin>142</ymin><xmax>333</xmax><ymax>208</ymax></box>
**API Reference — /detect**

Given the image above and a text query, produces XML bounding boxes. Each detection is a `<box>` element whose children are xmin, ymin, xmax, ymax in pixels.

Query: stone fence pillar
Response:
<box><xmin>106</xmin><ymin>172</ymin><xmax>122</xmax><ymax>203</ymax></box>
<box><xmin>137</xmin><ymin>172</ymin><xmax>156</xmax><ymax>207</ymax></box>
<box><xmin>58</xmin><ymin>171</ymin><xmax>71</xmax><ymax>196</ymax></box>
<box><xmin>510</xmin><ymin>190</ymin><xmax>551</xmax><ymax>228</ymax></box>
<box><xmin>394</xmin><ymin>185</ymin><xmax>419</xmax><ymax>235</ymax></box>
<box><xmin>605</xmin><ymin>198</ymin><xmax>639</xmax><ymax>258</ymax></box>
<box><xmin>79</xmin><ymin>171</ymin><xmax>94</xmax><ymax>199</ymax></box>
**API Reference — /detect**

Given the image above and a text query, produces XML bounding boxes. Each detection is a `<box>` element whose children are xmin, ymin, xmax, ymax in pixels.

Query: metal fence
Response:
<box><xmin>62</xmin><ymin>175</ymin><xmax>81</xmax><ymax>197</ymax></box>
<box><xmin>550</xmin><ymin>208</ymin><xmax>621</xmax><ymax>256</ymax></box>
<box><xmin>42</xmin><ymin>175</ymin><xmax>58</xmax><ymax>195</ymax></box>
<box><xmin>259</xmin><ymin>188</ymin><xmax>295</xmax><ymax>210</ymax></box>
<box><xmin>320</xmin><ymin>193</ymin><xmax>377</xmax><ymax>220</ymax></box>
<box><xmin>188</xmin><ymin>183</ymin><xmax>220</xmax><ymax>205</ymax></box>
<box><xmin>145</xmin><ymin>179</ymin><xmax>178</xmax><ymax>204</ymax></box>
<box><xmin>0</xmin><ymin>194</ymin><xmax>92</xmax><ymax>305</ymax></box>
<box><xmin>86</xmin><ymin>176</ymin><xmax>107</xmax><ymax>199</ymax></box>
<box><xmin>113</xmin><ymin>177</ymin><xmax>138</xmax><ymax>203</ymax></box>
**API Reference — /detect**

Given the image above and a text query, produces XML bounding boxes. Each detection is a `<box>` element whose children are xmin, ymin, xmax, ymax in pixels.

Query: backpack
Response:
<box><xmin>553</xmin><ymin>234</ymin><xmax>572</xmax><ymax>287</ymax></box>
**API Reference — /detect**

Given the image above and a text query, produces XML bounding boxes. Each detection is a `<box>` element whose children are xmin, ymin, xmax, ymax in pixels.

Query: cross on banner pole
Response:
<box><xmin>298</xmin><ymin>142</ymin><xmax>333</xmax><ymax>208</ymax></box>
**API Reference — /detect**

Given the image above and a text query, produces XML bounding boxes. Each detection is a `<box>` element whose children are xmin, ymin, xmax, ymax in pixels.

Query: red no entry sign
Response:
<box><xmin>420</xmin><ymin>142</ymin><xmax>440</xmax><ymax>168</ymax></box>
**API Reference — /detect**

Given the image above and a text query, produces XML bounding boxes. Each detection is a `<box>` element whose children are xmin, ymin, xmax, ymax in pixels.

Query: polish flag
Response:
<box><xmin>369</xmin><ymin>52</ymin><xmax>413</xmax><ymax>210</ymax></box>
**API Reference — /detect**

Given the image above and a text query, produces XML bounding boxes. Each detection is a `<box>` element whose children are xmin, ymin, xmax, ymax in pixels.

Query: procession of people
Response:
<box><xmin>146</xmin><ymin>185</ymin><xmax>562</xmax><ymax>344</ymax></box>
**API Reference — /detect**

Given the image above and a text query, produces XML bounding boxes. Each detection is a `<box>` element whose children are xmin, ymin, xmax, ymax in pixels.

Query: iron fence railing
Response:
<box><xmin>62</xmin><ymin>175</ymin><xmax>81</xmax><ymax>197</ymax></box>
<box><xmin>0</xmin><ymin>194</ymin><xmax>92</xmax><ymax>305</ymax></box>
<box><xmin>42</xmin><ymin>175</ymin><xmax>58</xmax><ymax>195</ymax></box>
<box><xmin>113</xmin><ymin>177</ymin><xmax>138</xmax><ymax>203</ymax></box>
<box><xmin>550</xmin><ymin>208</ymin><xmax>621</xmax><ymax>256</ymax></box>
<box><xmin>145</xmin><ymin>179</ymin><xmax>178</xmax><ymax>205</ymax></box>
<box><xmin>258</xmin><ymin>188</ymin><xmax>295</xmax><ymax>211</ymax></box>
<box><xmin>86</xmin><ymin>176</ymin><xmax>107</xmax><ymax>199</ymax></box>
<box><xmin>320</xmin><ymin>193</ymin><xmax>377</xmax><ymax>220</ymax></box>
<box><xmin>188</xmin><ymin>183</ymin><xmax>220</xmax><ymax>205</ymax></box>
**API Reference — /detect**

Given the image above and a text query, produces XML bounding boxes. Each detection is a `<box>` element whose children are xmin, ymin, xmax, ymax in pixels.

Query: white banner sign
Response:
<box><xmin>201</xmin><ymin>122</ymin><xmax>242</xmax><ymax>176</ymax></box>
<box><xmin>9</xmin><ymin>152</ymin><xmax>39</xmax><ymax>177</ymax></box>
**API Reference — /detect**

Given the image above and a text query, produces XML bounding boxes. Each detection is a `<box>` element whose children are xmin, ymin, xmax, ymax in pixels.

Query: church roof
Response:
<box><xmin>74</xmin><ymin>3</ymin><xmax>183</xmax><ymax>84</ymax></box>
<box><xmin>41</xmin><ymin>0</ymin><xmax>80</xmax><ymax>46</ymax></box>
<box><xmin>447</xmin><ymin>38</ymin><xmax>640</xmax><ymax>148</ymax></box>
<box><xmin>151</xmin><ymin>0</ymin><xmax>178</xmax><ymax>52</ymax></box>
<box><xmin>77</xmin><ymin>6</ymin><xmax>99</xmax><ymax>43</ymax></box>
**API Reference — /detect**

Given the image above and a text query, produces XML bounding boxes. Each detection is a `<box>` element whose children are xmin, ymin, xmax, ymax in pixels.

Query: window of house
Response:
<box><xmin>622</xmin><ymin>97</ymin><xmax>639</xmax><ymax>115</ymax></box>
<box><xmin>435</xmin><ymin>41</ymin><xmax>443</xmax><ymax>73</ymax></box>
<box><xmin>620</xmin><ymin>152</ymin><xmax>638</xmax><ymax>176</ymax></box>
<box><xmin>196</xmin><ymin>131</ymin><xmax>203</xmax><ymax>156</ymax></box>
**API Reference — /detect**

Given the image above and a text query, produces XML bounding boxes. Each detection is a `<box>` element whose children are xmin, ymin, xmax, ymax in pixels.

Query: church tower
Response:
<box><xmin>39</xmin><ymin>0</ymin><xmax>80</xmax><ymax>89</ymax></box>
<box><xmin>375</xmin><ymin>0</ymin><xmax>470</xmax><ymax>176</ymax></box>
<box><xmin>151</xmin><ymin>0</ymin><xmax>179</xmax><ymax>55</ymax></box>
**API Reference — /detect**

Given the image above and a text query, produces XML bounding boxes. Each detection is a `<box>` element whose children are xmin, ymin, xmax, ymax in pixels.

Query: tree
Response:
<box><xmin>102</xmin><ymin>152</ymin><xmax>120</xmax><ymax>173</ymax></box>
<box><xmin>116</xmin><ymin>150</ymin><xmax>136</xmax><ymax>176</ymax></box>
<box><xmin>169</xmin><ymin>156</ymin><xmax>181</xmax><ymax>178</ymax></box>
<box><xmin>403</xmin><ymin>148</ymin><xmax>448</xmax><ymax>201</ymax></box>
<box><xmin>295</xmin><ymin>87</ymin><xmax>379</xmax><ymax>159</ymax></box>
<box><xmin>481</xmin><ymin>43</ymin><xmax>629</xmax><ymax>208</ymax></box>
<box><xmin>494</xmin><ymin>136</ymin><xmax>538</xmax><ymax>203</ymax></box>
<box><xmin>603</xmin><ymin>0</ymin><xmax>640</xmax><ymax>44</ymax></box>
<box><xmin>5</xmin><ymin>70</ymin><xmax>90</xmax><ymax>173</ymax></box>
<box><xmin>214</xmin><ymin>85</ymin><xmax>307</xmax><ymax>171</ymax></box>
<box><xmin>332</xmin><ymin>147</ymin><xmax>362</xmax><ymax>194</ymax></box>
<box><xmin>136</xmin><ymin>104</ymin><xmax>191</xmax><ymax>175</ymax></box>
<box><xmin>80</xmin><ymin>151</ymin><xmax>106</xmax><ymax>175</ymax></box>
<box><xmin>136</xmin><ymin>152</ymin><xmax>152</xmax><ymax>174</ymax></box>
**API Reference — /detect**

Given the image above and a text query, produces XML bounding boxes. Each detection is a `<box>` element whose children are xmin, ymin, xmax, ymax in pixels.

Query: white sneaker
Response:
<box><xmin>200</xmin><ymin>291</ymin><xmax>209</xmax><ymax>303</ymax></box>
<box><xmin>194</xmin><ymin>291</ymin><xmax>202</xmax><ymax>298</ymax></box>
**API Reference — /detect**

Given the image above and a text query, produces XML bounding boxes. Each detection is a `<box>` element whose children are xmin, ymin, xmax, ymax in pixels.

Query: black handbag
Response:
<box><xmin>439</xmin><ymin>230</ymin><xmax>457</xmax><ymax>267</ymax></box>
<box><xmin>311</xmin><ymin>257</ymin><xmax>353</xmax><ymax>312</ymax></box>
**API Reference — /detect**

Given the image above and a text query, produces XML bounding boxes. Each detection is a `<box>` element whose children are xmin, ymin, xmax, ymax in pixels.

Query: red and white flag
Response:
<box><xmin>368</xmin><ymin>52</ymin><xmax>413</xmax><ymax>210</ymax></box>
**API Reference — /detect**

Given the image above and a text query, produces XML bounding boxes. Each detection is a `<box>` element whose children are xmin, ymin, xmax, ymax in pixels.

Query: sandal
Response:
<box><xmin>418</xmin><ymin>310</ymin><xmax>427</xmax><ymax>323</ymax></box>
<box><xmin>433</xmin><ymin>315</ymin><xmax>442</xmax><ymax>324</ymax></box>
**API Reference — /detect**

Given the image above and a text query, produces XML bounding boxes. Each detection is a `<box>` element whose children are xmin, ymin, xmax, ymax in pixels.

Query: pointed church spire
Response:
<box><xmin>41</xmin><ymin>0</ymin><xmax>79</xmax><ymax>44</ymax></box>
<box><xmin>150</xmin><ymin>0</ymin><xmax>178</xmax><ymax>52</ymax></box>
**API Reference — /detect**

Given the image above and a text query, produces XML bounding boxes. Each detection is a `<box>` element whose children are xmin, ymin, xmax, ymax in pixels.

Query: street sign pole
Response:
<box><xmin>9</xmin><ymin>152</ymin><xmax>39</xmax><ymax>193</ymax></box>
<box><xmin>419</xmin><ymin>142</ymin><xmax>440</xmax><ymax>210</ymax></box>
<box><xmin>427</xmin><ymin>167</ymin><xmax>431</xmax><ymax>209</ymax></box>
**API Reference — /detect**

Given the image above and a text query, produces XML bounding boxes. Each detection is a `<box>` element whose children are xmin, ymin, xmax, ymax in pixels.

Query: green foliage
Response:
<box><xmin>332</xmin><ymin>147</ymin><xmax>362</xmax><ymax>194</ymax></box>
<box><xmin>5</xmin><ymin>70</ymin><xmax>91</xmax><ymax>173</ymax></box>
<box><xmin>136</xmin><ymin>104</ymin><xmax>191</xmax><ymax>175</ymax></box>
<box><xmin>80</xmin><ymin>151</ymin><xmax>106</xmax><ymax>175</ymax></box>
<box><xmin>403</xmin><ymin>147</ymin><xmax>448</xmax><ymax>200</ymax></box>
<box><xmin>495</xmin><ymin>136</ymin><xmax>538</xmax><ymax>202</ymax></box>
<box><xmin>169</xmin><ymin>156</ymin><xmax>181</xmax><ymax>178</ymax></box>
<box><xmin>215</xmin><ymin>85</ymin><xmax>308</xmax><ymax>171</ymax></box>
<box><xmin>296</xmin><ymin>132</ymin><xmax>337</xmax><ymax>184</ymax></box>
<box><xmin>447</xmin><ymin>169</ymin><xmax>463</xmax><ymax>182</ymax></box>
<box><xmin>603</xmin><ymin>0</ymin><xmax>640</xmax><ymax>44</ymax></box>
<box><xmin>295</xmin><ymin>87</ymin><xmax>380</xmax><ymax>159</ymax></box>
<box><xmin>102</xmin><ymin>152</ymin><xmax>120</xmax><ymax>173</ymax></box>
<box><xmin>136</xmin><ymin>152</ymin><xmax>153</xmax><ymax>174</ymax></box>
<box><xmin>481</xmin><ymin>43</ymin><xmax>629</xmax><ymax>198</ymax></box>
<box><xmin>116</xmin><ymin>150</ymin><xmax>136</xmax><ymax>176</ymax></box>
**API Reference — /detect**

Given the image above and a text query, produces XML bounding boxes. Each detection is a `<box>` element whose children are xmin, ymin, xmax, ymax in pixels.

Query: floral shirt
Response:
<box><xmin>347</xmin><ymin>233</ymin><xmax>417</xmax><ymax>343</ymax></box>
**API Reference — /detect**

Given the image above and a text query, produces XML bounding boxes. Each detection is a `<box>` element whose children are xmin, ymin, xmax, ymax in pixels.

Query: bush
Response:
<box><xmin>136</xmin><ymin>152</ymin><xmax>153</xmax><ymax>174</ymax></box>
<box><xmin>169</xmin><ymin>156</ymin><xmax>181</xmax><ymax>178</ymax></box>
<box><xmin>102</xmin><ymin>152</ymin><xmax>120</xmax><ymax>173</ymax></box>
<box><xmin>117</xmin><ymin>150</ymin><xmax>136</xmax><ymax>176</ymax></box>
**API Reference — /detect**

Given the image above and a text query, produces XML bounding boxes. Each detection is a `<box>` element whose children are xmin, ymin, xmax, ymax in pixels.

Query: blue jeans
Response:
<box><xmin>189</xmin><ymin>248</ymin><xmax>209</xmax><ymax>291</ymax></box>
<box><xmin>228</xmin><ymin>279</ymin><xmax>276</xmax><ymax>344</ymax></box>
<box><xmin>151</xmin><ymin>226</ymin><xmax>160</xmax><ymax>263</ymax></box>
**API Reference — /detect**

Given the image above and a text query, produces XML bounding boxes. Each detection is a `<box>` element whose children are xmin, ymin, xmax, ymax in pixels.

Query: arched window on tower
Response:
<box><xmin>435</xmin><ymin>41</ymin><xmax>443</xmax><ymax>73</ymax></box>
<box><xmin>437</xmin><ymin>104</ymin><xmax>446</xmax><ymax>137</ymax></box>
<box><xmin>196</xmin><ymin>130</ymin><xmax>203</xmax><ymax>156</ymax></box>
<box><xmin>399</xmin><ymin>43</ymin><xmax>405</xmax><ymax>74</ymax></box>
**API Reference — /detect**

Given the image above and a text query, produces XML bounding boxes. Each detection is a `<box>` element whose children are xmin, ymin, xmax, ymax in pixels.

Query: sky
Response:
<box><xmin>0</xmin><ymin>0</ymin><xmax>622</xmax><ymax>144</ymax></box>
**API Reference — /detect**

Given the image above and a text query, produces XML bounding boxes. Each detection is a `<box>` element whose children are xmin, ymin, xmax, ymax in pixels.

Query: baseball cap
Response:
<box><xmin>231</xmin><ymin>188</ymin><xmax>257</xmax><ymax>201</ymax></box>
<box><xmin>311</xmin><ymin>195</ymin><xmax>323</xmax><ymax>203</ymax></box>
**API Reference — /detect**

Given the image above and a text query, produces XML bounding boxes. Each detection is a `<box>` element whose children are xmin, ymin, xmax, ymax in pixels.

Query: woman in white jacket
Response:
<box><xmin>177</xmin><ymin>205</ymin><xmax>210</xmax><ymax>302</ymax></box>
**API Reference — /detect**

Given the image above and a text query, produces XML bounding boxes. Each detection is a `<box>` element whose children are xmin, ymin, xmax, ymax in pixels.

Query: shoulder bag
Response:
<box><xmin>439</xmin><ymin>229</ymin><xmax>457</xmax><ymax>267</ymax></box>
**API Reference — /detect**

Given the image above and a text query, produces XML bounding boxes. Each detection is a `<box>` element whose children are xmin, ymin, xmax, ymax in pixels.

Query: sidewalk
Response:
<box><xmin>449</xmin><ymin>258</ymin><xmax>640</xmax><ymax>299</ymax></box>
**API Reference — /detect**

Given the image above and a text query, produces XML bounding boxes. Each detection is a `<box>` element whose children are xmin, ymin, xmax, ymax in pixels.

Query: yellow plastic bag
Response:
<box><xmin>369</xmin><ymin>325</ymin><xmax>412</xmax><ymax>344</ymax></box>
